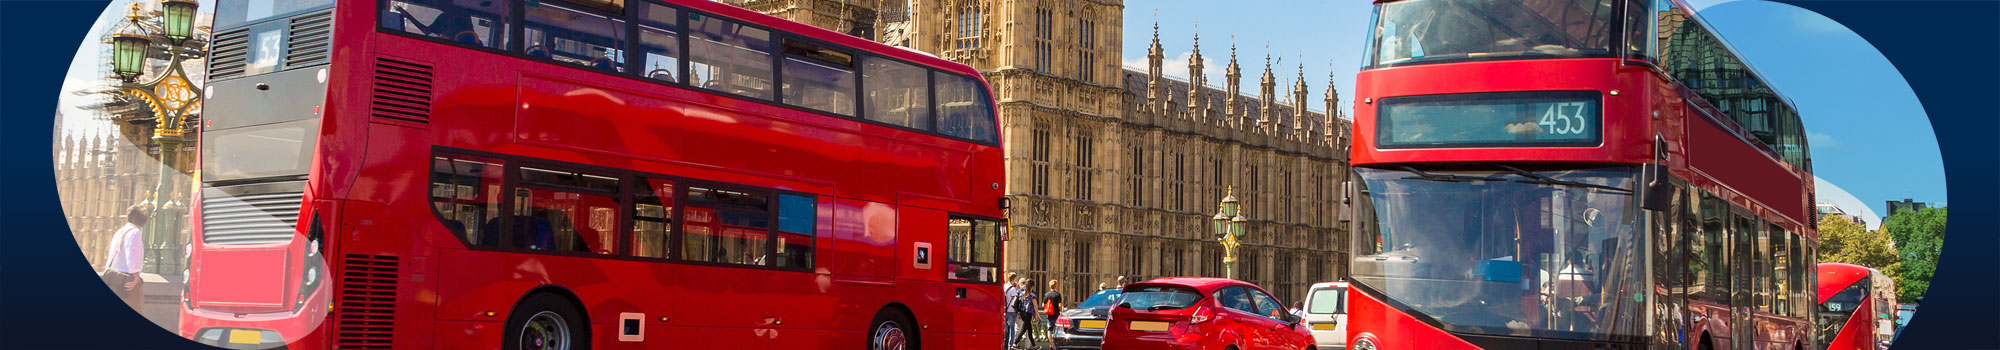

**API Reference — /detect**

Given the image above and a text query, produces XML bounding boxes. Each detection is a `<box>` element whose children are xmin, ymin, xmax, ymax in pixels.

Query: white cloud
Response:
<box><xmin>1808</xmin><ymin>131</ymin><xmax>1839</xmax><ymax>149</ymax></box>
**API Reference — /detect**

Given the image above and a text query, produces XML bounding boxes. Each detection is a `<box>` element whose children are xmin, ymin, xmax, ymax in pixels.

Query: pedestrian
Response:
<box><xmin>1042</xmin><ymin>279</ymin><xmax>1064</xmax><ymax>341</ymax></box>
<box><xmin>1290</xmin><ymin>301</ymin><xmax>1306</xmax><ymax>320</ymax></box>
<box><xmin>99</xmin><ymin>204</ymin><xmax>148</xmax><ymax>310</ymax></box>
<box><xmin>1116</xmin><ymin>275</ymin><xmax>1128</xmax><ymax>289</ymax></box>
<box><xmin>1014</xmin><ymin>277</ymin><xmax>1038</xmax><ymax>348</ymax></box>
<box><xmin>1003</xmin><ymin>272</ymin><xmax>1021</xmax><ymax>349</ymax></box>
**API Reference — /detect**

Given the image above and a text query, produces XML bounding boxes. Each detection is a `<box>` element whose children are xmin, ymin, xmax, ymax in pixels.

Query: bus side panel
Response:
<box><xmin>1685</xmin><ymin>113</ymin><xmax>1804</xmax><ymax>223</ymax></box>
<box><xmin>832</xmin><ymin>199</ymin><xmax>897</xmax><ymax>278</ymax></box>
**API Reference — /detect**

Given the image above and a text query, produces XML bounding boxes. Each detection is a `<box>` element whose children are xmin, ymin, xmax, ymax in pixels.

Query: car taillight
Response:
<box><xmin>1056</xmin><ymin>316</ymin><xmax>1072</xmax><ymax>328</ymax></box>
<box><xmin>1189</xmin><ymin>306</ymin><xmax>1213</xmax><ymax>324</ymax></box>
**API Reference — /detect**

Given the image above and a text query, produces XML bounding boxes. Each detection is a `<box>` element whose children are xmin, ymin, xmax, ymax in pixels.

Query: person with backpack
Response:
<box><xmin>1003</xmin><ymin>273</ymin><xmax>1021</xmax><ymax>349</ymax></box>
<box><xmin>1014</xmin><ymin>277</ymin><xmax>1039</xmax><ymax>348</ymax></box>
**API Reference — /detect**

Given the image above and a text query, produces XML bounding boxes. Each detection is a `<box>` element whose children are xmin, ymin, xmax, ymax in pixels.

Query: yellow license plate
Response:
<box><xmin>1312</xmin><ymin>323</ymin><xmax>1339</xmax><ymax>331</ymax></box>
<box><xmin>1078</xmin><ymin>320</ymin><xmax>1107</xmax><ymax>329</ymax></box>
<box><xmin>228</xmin><ymin>329</ymin><xmax>263</xmax><ymax>344</ymax></box>
<box><xmin>1129</xmin><ymin>321</ymin><xmax>1170</xmax><ymax>332</ymax></box>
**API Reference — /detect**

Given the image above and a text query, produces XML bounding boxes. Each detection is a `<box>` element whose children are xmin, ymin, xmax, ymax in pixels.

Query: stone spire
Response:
<box><xmin>1146</xmin><ymin>13</ymin><xmax>1164</xmax><ymax>114</ymax></box>
<box><xmin>1225</xmin><ymin>35</ymin><xmax>1242</xmax><ymax>121</ymax></box>
<box><xmin>1187</xmin><ymin>24</ymin><xmax>1206</xmax><ymax>119</ymax></box>
<box><xmin>1325</xmin><ymin>64</ymin><xmax>1341</xmax><ymax>138</ymax></box>
<box><xmin>1258</xmin><ymin>44</ymin><xmax>1276</xmax><ymax>125</ymax></box>
<box><xmin>1293</xmin><ymin>60</ymin><xmax>1309</xmax><ymax>131</ymax></box>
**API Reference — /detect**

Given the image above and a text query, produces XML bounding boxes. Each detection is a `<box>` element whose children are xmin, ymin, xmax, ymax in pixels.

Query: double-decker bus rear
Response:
<box><xmin>182</xmin><ymin>0</ymin><xmax>1008</xmax><ymax>348</ymax></box>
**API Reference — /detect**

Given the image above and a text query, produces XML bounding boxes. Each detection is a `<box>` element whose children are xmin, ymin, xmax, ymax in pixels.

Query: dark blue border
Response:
<box><xmin>2</xmin><ymin>0</ymin><xmax>1994</xmax><ymax>348</ymax></box>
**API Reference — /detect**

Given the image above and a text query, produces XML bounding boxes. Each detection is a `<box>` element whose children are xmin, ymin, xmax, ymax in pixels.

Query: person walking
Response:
<box><xmin>1041</xmin><ymin>279</ymin><xmax>1064</xmax><ymax>343</ymax></box>
<box><xmin>100</xmin><ymin>205</ymin><xmax>148</xmax><ymax>310</ymax></box>
<box><xmin>1003</xmin><ymin>273</ymin><xmax>1021</xmax><ymax>350</ymax></box>
<box><xmin>1014</xmin><ymin>277</ymin><xmax>1039</xmax><ymax>349</ymax></box>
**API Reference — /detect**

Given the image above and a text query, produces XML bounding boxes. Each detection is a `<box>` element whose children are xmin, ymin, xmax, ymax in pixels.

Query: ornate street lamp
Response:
<box><xmin>109</xmin><ymin>4</ymin><xmax>151</xmax><ymax>82</ymax></box>
<box><xmin>1212</xmin><ymin>188</ymin><xmax>1247</xmax><ymax>280</ymax></box>
<box><xmin>159</xmin><ymin>0</ymin><xmax>199</xmax><ymax>43</ymax></box>
<box><xmin>112</xmin><ymin>0</ymin><xmax>204</xmax><ymax>275</ymax></box>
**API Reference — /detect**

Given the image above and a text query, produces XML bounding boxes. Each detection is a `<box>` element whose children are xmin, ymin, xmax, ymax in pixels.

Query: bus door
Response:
<box><xmin>1731</xmin><ymin>211</ymin><xmax>1756</xmax><ymax>350</ymax></box>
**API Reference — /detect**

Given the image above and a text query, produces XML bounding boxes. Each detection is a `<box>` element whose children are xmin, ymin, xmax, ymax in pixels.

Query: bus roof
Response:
<box><xmin>673</xmin><ymin>0</ymin><xmax>981</xmax><ymax>78</ymax></box>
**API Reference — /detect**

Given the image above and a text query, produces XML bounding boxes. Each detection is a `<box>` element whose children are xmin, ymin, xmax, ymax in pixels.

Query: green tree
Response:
<box><xmin>1884</xmin><ymin>207</ymin><xmax>1946</xmax><ymax>301</ymax></box>
<box><xmin>1815</xmin><ymin>215</ymin><xmax>1898</xmax><ymax>269</ymax></box>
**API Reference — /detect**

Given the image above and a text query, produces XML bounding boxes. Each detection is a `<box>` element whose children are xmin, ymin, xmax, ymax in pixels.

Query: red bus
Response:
<box><xmin>1343</xmin><ymin>0</ymin><xmax>1820</xmax><ymax>349</ymax></box>
<box><xmin>1815</xmin><ymin>263</ymin><xmax>1896</xmax><ymax>350</ymax></box>
<box><xmin>179</xmin><ymin>0</ymin><xmax>1007</xmax><ymax>348</ymax></box>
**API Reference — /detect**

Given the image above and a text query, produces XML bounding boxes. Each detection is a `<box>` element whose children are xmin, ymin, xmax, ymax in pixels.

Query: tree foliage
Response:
<box><xmin>1884</xmin><ymin>207</ymin><xmax>1946</xmax><ymax>301</ymax></box>
<box><xmin>1815</xmin><ymin>215</ymin><xmax>1898</xmax><ymax>270</ymax></box>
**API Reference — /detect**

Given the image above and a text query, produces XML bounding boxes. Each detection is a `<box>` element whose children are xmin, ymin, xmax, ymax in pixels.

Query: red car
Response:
<box><xmin>1101</xmin><ymin>277</ymin><xmax>1315</xmax><ymax>350</ymax></box>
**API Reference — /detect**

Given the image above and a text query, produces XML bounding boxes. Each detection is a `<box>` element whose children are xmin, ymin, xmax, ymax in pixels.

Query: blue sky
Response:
<box><xmin>1120</xmin><ymin>0</ymin><xmax>1945</xmax><ymax>224</ymax></box>
<box><xmin>57</xmin><ymin>0</ymin><xmax>1944</xmax><ymax>225</ymax></box>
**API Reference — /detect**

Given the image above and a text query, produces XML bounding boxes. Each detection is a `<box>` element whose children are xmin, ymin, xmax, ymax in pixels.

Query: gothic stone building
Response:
<box><xmin>723</xmin><ymin>0</ymin><xmax>1354</xmax><ymax>302</ymax></box>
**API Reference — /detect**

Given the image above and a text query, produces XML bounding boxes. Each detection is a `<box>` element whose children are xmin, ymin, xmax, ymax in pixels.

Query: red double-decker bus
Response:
<box><xmin>180</xmin><ymin>0</ymin><xmax>1006</xmax><ymax>348</ymax></box>
<box><xmin>1815</xmin><ymin>263</ymin><xmax>1896</xmax><ymax>350</ymax></box>
<box><xmin>1343</xmin><ymin>0</ymin><xmax>1819</xmax><ymax>349</ymax></box>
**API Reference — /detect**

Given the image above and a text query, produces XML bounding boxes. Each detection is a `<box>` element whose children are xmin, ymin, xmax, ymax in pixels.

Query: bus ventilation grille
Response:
<box><xmin>208</xmin><ymin>27</ymin><xmax>251</xmax><ymax>80</ymax></box>
<box><xmin>200</xmin><ymin>190</ymin><xmax>304</xmax><ymax>245</ymax></box>
<box><xmin>370</xmin><ymin>57</ymin><xmax>434</xmax><ymax>126</ymax></box>
<box><xmin>334</xmin><ymin>254</ymin><xmax>399</xmax><ymax>349</ymax></box>
<box><xmin>284</xmin><ymin>9</ymin><xmax>334</xmax><ymax>68</ymax></box>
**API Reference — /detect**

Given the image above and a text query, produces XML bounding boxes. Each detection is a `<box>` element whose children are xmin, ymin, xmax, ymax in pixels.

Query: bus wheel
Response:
<box><xmin>869</xmin><ymin>310</ymin><xmax>915</xmax><ymax>350</ymax></box>
<box><xmin>504</xmin><ymin>293</ymin><xmax>588</xmax><ymax>350</ymax></box>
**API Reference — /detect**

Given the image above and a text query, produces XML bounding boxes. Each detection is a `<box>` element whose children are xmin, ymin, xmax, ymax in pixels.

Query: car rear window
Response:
<box><xmin>1078</xmin><ymin>289</ymin><xmax>1123</xmax><ymax>309</ymax></box>
<box><xmin>1118</xmin><ymin>285</ymin><xmax>1203</xmax><ymax>310</ymax></box>
<box><xmin>1307</xmin><ymin>287</ymin><xmax>1346</xmax><ymax>314</ymax></box>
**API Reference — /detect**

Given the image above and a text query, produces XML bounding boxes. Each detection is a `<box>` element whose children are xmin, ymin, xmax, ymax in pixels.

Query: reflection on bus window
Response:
<box><xmin>781</xmin><ymin>39</ymin><xmax>857</xmax><ymax>116</ymax></box>
<box><xmin>630</xmin><ymin>178</ymin><xmax>675</xmax><ymax>258</ymax></box>
<box><xmin>636</xmin><ymin>2</ymin><xmax>681</xmax><ymax>82</ymax></box>
<box><xmin>508</xmin><ymin>168</ymin><xmax>620</xmax><ymax>254</ymax></box>
<box><xmin>688</xmin><ymin>13</ymin><xmax>773</xmax><ymax>100</ymax></box>
<box><xmin>684</xmin><ymin>186</ymin><xmax>771</xmax><ymax>266</ymax></box>
<box><xmin>947</xmin><ymin>217</ymin><xmax>1002</xmax><ymax>282</ymax></box>
<box><xmin>430</xmin><ymin>155</ymin><xmax>503</xmax><ymax>247</ymax></box>
<box><xmin>772</xmin><ymin>194</ymin><xmax>816</xmax><ymax>269</ymax></box>
<box><xmin>935</xmin><ymin>73</ymin><xmax>996</xmax><ymax>143</ymax></box>
<box><xmin>525</xmin><ymin>1</ymin><xmax>626</xmax><ymax>72</ymax></box>
<box><xmin>862</xmin><ymin>56</ymin><xmax>930</xmax><ymax>129</ymax></box>
<box><xmin>216</xmin><ymin>0</ymin><xmax>334</xmax><ymax>28</ymax></box>
<box><xmin>381</xmin><ymin>0</ymin><xmax>512</xmax><ymax>50</ymax></box>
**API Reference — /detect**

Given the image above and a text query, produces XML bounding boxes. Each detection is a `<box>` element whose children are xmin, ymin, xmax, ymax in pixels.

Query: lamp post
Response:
<box><xmin>1211</xmin><ymin>187</ymin><xmax>1247</xmax><ymax>280</ymax></box>
<box><xmin>111</xmin><ymin>0</ymin><xmax>203</xmax><ymax>276</ymax></box>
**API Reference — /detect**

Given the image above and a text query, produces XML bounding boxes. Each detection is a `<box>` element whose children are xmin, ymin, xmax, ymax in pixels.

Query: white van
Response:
<box><xmin>1302</xmin><ymin>282</ymin><xmax>1350</xmax><ymax>350</ymax></box>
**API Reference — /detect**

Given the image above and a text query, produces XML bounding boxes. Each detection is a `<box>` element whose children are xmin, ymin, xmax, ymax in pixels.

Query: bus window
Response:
<box><xmin>630</xmin><ymin>177</ymin><xmax>675</xmax><ymax>259</ymax></box>
<box><xmin>862</xmin><ymin>56</ymin><xmax>931</xmax><ymax>130</ymax></box>
<box><xmin>524</xmin><ymin>0</ymin><xmax>627</xmax><ymax>72</ymax></box>
<box><xmin>1694</xmin><ymin>194</ymin><xmax>1725</xmax><ymax>302</ymax></box>
<box><xmin>683</xmin><ymin>186</ymin><xmax>771</xmax><ymax>266</ymax></box>
<box><xmin>382</xmin><ymin>0</ymin><xmax>512</xmax><ymax>50</ymax></box>
<box><xmin>688</xmin><ymin>13</ymin><xmax>773</xmax><ymax>100</ymax></box>
<box><xmin>430</xmin><ymin>154</ymin><xmax>504</xmax><ymax>247</ymax></box>
<box><xmin>513</xmin><ymin>167</ymin><xmax>621</xmax><ymax>254</ymax></box>
<box><xmin>934</xmin><ymin>72</ymin><xmax>997</xmax><ymax>143</ymax></box>
<box><xmin>635</xmin><ymin>2</ymin><xmax>681</xmax><ymax>82</ymax></box>
<box><xmin>780</xmin><ymin>38</ymin><xmax>858</xmax><ymax>116</ymax></box>
<box><xmin>772</xmin><ymin>194</ymin><xmax>817</xmax><ymax>269</ymax></box>
<box><xmin>947</xmin><ymin>217</ymin><xmax>1002</xmax><ymax>282</ymax></box>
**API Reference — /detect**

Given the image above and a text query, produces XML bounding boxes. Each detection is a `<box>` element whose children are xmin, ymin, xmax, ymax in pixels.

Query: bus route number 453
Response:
<box><xmin>1537</xmin><ymin>102</ymin><xmax>1591</xmax><ymax>135</ymax></box>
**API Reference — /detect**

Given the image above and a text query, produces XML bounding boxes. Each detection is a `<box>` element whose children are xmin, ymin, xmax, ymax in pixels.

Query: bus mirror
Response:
<box><xmin>1640</xmin><ymin>164</ymin><xmax>1674</xmax><ymax>211</ymax></box>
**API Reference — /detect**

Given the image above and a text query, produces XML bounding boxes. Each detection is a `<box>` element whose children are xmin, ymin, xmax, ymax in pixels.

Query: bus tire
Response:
<box><xmin>868</xmin><ymin>308</ymin><xmax>917</xmax><ymax>350</ymax></box>
<box><xmin>503</xmin><ymin>292</ymin><xmax>590</xmax><ymax>350</ymax></box>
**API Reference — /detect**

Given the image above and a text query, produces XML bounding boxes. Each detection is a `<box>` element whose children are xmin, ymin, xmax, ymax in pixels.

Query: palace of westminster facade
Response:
<box><xmin>724</xmin><ymin>0</ymin><xmax>1356</xmax><ymax>301</ymax></box>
